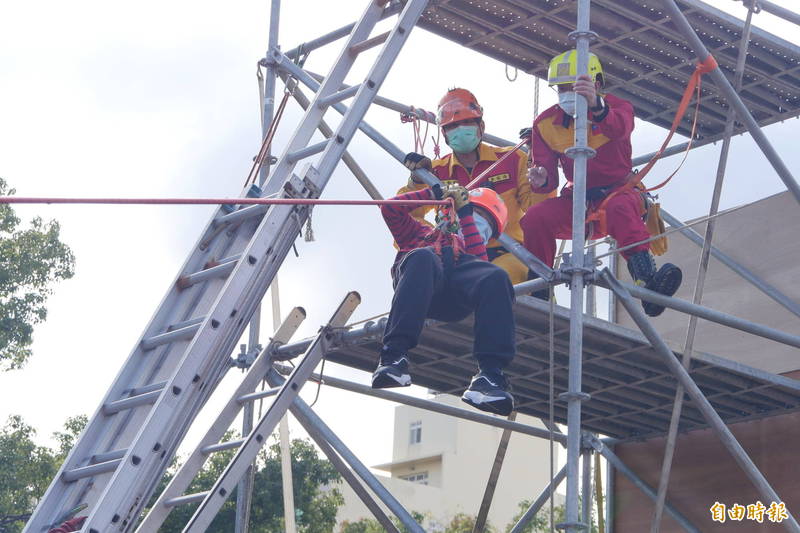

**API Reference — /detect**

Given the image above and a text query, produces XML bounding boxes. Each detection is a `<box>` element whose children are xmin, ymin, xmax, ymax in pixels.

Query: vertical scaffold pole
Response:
<box><xmin>582</xmin><ymin>447</ymin><xmax>593</xmax><ymax>528</ymax></box>
<box><xmin>561</xmin><ymin>1</ymin><xmax>596</xmax><ymax>530</ymax></box>
<box><xmin>234</xmin><ymin>306</ymin><xmax>261</xmax><ymax>533</ymax></box>
<box><xmin>657</xmin><ymin>0</ymin><xmax>800</xmax><ymax>204</ymax></box>
<box><xmin>259</xmin><ymin>0</ymin><xmax>281</xmax><ymax>187</ymax></box>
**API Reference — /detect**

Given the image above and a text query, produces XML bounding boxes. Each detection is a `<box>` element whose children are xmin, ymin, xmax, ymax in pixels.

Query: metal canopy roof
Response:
<box><xmin>322</xmin><ymin>296</ymin><xmax>800</xmax><ymax>441</ymax></box>
<box><xmin>416</xmin><ymin>0</ymin><xmax>800</xmax><ymax>139</ymax></box>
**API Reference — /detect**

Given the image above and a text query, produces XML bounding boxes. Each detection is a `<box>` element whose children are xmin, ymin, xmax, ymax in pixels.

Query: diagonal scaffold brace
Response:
<box><xmin>181</xmin><ymin>292</ymin><xmax>361</xmax><ymax>532</ymax></box>
<box><xmin>603</xmin><ymin>269</ymin><xmax>800</xmax><ymax>533</ymax></box>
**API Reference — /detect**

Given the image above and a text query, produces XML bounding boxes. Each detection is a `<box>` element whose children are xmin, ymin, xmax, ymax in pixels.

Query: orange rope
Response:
<box><xmin>586</xmin><ymin>55</ymin><xmax>718</xmax><ymax>232</ymax></box>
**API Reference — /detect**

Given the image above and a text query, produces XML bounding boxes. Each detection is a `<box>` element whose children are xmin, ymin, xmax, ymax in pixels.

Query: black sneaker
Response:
<box><xmin>461</xmin><ymin>370</ymin><xmax>514</xmax><ymax>416</ymax></box>
<box><xmin>372</xmin><ymin>348</ymin><xmax>412</xmax><ymax>389</ymax></box>
<box><xmin>643</xmin><ymin>263</ymin><xmax>682</xmax><ymax>317</ymax></box>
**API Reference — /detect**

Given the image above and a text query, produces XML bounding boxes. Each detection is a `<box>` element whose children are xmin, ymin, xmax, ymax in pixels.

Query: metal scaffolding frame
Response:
<box><xmin>22</xmin><ymin>1</ymin><xmax>800</xmax><ymax>532</ymax></box>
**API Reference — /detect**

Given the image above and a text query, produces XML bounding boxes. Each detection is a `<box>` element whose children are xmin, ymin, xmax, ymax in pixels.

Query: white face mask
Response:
<box><xmin>558</xmin><ymin>91</ymin><xmax>576</xmax><ymax>116</ymax></box>
<box><xmin>472</xmin><ymin>213</ymin><xmax>494</xmax><ymax>244</ymax></box>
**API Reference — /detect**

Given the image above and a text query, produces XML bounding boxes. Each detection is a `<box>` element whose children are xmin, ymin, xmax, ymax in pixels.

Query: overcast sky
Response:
<box><xmin>1</xmin><ymin>0</ymin><xmax>798</xmax><ymax>475</ymax></box>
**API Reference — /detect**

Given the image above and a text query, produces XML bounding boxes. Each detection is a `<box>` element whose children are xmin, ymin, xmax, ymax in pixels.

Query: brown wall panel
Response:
<box><xmin>612</xmin><ymin>408</ymin><xmax>800</xmax><ymax>532</ymax></box>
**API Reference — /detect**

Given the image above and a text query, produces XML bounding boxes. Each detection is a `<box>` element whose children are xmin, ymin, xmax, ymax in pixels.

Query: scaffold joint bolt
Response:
<box><xmin>567</xmin><ymin>30</ymin><xmax>599</xmax><ymax>42</ymax></box>
<box><xmin>558</xmin><ymin>391</ymin><xmax>591</xmax><ymax>403</ymax></box>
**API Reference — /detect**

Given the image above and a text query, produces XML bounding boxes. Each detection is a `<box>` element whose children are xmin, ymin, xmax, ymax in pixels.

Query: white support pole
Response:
<box><xmin>269</xmin><ymin>276</ymin><xmax>297</xmax><ymax>533</ymax></box>
<box><xmin>561</xmin><ymin>1</ymin><xmax>596</xmax><ymax>531</ymax></box>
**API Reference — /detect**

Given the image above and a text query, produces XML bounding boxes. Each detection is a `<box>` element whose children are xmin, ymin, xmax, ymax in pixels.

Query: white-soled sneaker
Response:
<box><xmin>461</xmin><ymin>370</ymin><xmax>514</xmax><ymax>416</ymax></box>
<box><xmin>372</xmin><ymin>349</ymin><xmax>412</xmax><ymax>389</ymax></box>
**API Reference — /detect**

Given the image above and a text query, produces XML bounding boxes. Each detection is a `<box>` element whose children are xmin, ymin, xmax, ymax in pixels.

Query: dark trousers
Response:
<box><xmin>383</xmin><ymin>247</ymin><xmax>516</xmax><ymax>370</ymax></box>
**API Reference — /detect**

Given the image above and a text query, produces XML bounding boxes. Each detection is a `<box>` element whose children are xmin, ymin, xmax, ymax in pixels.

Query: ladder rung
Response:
<box><xmin>176</xmin><ymin>258</ymin><xmax>238</xmax><ymax>290</ymax></box>
<box><xmin>318</xmin><ymin>84</ymin><xmax>361</xmax><ymax>108</ymax></box>
<box><xmin>236</xmin><ymin>386</ymin><xmax>281</xmax><ymax>404</ymax></box>
<box><xmin>165</xmin><ymin>491</ymin><xmax>209</xmax><ymax>508</ymax></box>
<box><xmin>202</xmin><ymin>439</ymin><xmax>244</xmax><ymax>455</ymax></box>
<box><xmin>130</xmin><ymin>380</ymin><xmax>168</xmax><ymax>395</ymax></box>
<box><xmin>215</xmin><ymin>204</ymin><xmax>269</xmax><ymax>227</ymax></box>
<box><xmin>103</xmin><ymin>389</ymin><xmax>162</xmax><ymax>415</ymax></box>
<box><xmin>62</xmin><ymin>458</ymin><xmax>121</xmax><ymax>482</ymax></box>
<box><xmin>287</xmin><ymin>139</ymin><xmax>329</xmax><ymax>163</ymax></box>
<box><xmin>141</xmin><ymin>322</ymin><xmax>201</xmax><ymax>351</ymax></box>
<box><xmin>167</xmin><ymin>317</ymin><xmax>204</xmax><ymax>332</ymax></box>
<box><xmin>349</xmin><ymin>30</ymin><xmax>390</xmax><ymax>55</ymax></box>
<box><xmin>91</xmin><ymin>448</ymin><xmax>126</xmax><ymax>463</ymax></box>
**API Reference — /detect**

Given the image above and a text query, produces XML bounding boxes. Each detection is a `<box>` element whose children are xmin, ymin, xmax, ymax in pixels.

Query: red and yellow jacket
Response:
<box><xmin>398</xmin><ymin>143</ymin><xmax>552</xmax><ymax>248</ymax></box>
<box><xmin>530</xmin><ymin>93</ymin><xmax>634</xmax><ymax>194</ymax></box>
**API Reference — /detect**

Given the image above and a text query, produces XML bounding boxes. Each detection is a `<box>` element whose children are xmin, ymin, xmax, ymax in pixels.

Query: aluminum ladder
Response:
<box><xmin>23</xmin><ymin>1</ymin><xmax>429</xmax><ymax>531</ymax></box>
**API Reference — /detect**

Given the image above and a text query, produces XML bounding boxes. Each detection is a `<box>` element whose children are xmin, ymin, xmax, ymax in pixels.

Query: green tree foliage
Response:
<box><xmin>443</xmin><ymin>512</ymin><xmax>482</xmax><ymax>533</ymax></box>
<box><xmin>339</xmin><ymin>511</ymin><xmax>475</xmax><ymax>533</ymax></box>
<box><xmin>0</xmin><ymin>177</ymin><xmax>75</xmax><ymax>371</ymax></box>
<box><xmin>0</xmin><ymin>415</ymin><xmax>86</xmax><ymax>533</ymax></box>
<box><xmin>150</xmin><ymin>436</ymin><xmax>343</xmax><ymax>533</ymax></box>
<box><xmin>505</xmin><ymin>500</ymin><xmax>598</xmax><ymax>533</ymax></box>
<box><xmin>0</xmin><ymin>413</ymin><xmax>341</xmax><ymax>533</ymax></box>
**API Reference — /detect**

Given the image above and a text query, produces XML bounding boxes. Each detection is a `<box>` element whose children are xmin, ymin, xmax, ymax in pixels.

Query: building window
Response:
<box><xmin>400</xmin><ymin>471</ymin><xmax>429</xmax><ymax>485</ymax></box>
<box><xmin>409</xmin><ymin>421</ymin><xmax>422</xmax><ymax>444</ymax></box>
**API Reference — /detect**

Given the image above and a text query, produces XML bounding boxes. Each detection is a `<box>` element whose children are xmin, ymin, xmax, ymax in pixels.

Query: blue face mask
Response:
<box><xmin>445</xmin><ymin>124</ymin><xmax>481</xmax><ymax>154</ymax></box>
<box><xmin>472</xmin><ymin>213</ymin><xmax>494</xmax><ymax>244</ymax></box>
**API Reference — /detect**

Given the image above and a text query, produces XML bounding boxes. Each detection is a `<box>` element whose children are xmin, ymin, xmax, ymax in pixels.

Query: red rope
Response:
<box><xmin>465</xmin><ymin>139</ymin><xmax>528</xmax><ymax>189</ymax></box>
<box><xmin>244</xmin><ymin>88</ymin><xmax>292</xmax><ymax>187</ymax></box>
<box><xmin>0</xmin><ymin>197</ymin><xmax>453</xmax><ymax>207</ymax></box>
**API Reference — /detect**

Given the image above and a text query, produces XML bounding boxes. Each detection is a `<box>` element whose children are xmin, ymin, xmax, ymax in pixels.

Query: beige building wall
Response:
<box><xmin>334</xmin><ymin>394</ymin><xmax>560</xmax><ymax>531</ymax></box>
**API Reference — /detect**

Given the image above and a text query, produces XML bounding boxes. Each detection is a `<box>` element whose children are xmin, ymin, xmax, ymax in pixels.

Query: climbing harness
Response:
<box><xmin>584</xmin><ymin>55</ymin><xmax>718</xmax><ymax>237</ymax></box>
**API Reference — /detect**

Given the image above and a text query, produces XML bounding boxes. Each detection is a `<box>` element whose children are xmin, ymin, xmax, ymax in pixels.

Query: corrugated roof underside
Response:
<box><xmin>326</xmin><ymin>297</ymin><xmax>800</xmax><ymax>441</ymax></box>
<box><xmin>416</xmin><ymin>0</ymin><xmax>800</xmax><ymax>138</ymax></box>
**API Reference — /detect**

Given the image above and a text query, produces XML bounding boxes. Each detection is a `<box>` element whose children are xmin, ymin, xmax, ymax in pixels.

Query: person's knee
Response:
<box><xmin>481</xmin><ymin>264</ymin><xmax>515</xmax><ymax>294</ymax></box>
<box><xmin>402</xmin><ymin>247</ymin><xmax>438</xmax><ymax>270</ymax></box>
<box><xmin>521</xmin><ymin>204</ymin><xmax>550</xmax><ymax>231</ymax></box>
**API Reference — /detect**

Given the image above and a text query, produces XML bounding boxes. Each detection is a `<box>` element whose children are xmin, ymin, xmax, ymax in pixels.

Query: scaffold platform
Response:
<box><xmin>418</xmin><ymin>0</ymin><xmax>800</xmax><ymax>139</ymax></box>
<box><xmin>295</xmin><ymin>295</ymin><xmax>800</xmax><ymax>441</ymax></box>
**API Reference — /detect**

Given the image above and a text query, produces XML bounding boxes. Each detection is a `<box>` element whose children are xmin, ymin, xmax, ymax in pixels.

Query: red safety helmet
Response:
<box><xmin>437</xmin><ymin>88</ymin><xmax>483</xmax><ymax>127</ymax></box>
<box><xmin>469</xmin><ymin>188</ymin><xmax>507</xmax><ymax>238</ymax></box>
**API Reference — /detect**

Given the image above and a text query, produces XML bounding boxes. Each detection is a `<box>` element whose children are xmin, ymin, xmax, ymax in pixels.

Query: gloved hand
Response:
<box><xmin>527</xmin><ymin>165</ymin><xmax>548</xmax><ymax>188</ymax></box>
<box><xmin>442</xmin><ymin>184</ymin><xmax>471</xmax><ymax>213</ymax></box>
<box><xmin>519</xmin><ymin>127</ymin><xmax>532</xmax><ymax>142</ymax></box>
<box><xmin>404</xmin><ymin>152</ymin><xmax>432</xmax><ymax>186</ymax></box>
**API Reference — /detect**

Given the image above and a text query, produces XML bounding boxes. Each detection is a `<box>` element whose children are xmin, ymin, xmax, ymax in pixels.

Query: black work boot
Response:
<box><xmin>627</xmin><ymin>251</ymin><xmax>682</xmax><ymax>317</ymax></box>
<box><xmin>527</xmin><ymin>269</ymin><xmax>550</xmax><ymax>301</ymax></box>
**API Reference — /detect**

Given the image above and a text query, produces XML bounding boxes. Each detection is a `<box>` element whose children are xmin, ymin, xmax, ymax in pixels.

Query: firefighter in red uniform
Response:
<box><xmin>399</xmin><ymin>88</ymin><xmax>553</xmax><ymax>285</ymax></box>
<box><xmin>520</xmin><ymin>50</ymin><xmax>681</xmax><ymax>316</ymax></box>
<box><xmin>373</xmin><ymin>183</ymin><xmax>516</xmax><ymax>416</ymax></box>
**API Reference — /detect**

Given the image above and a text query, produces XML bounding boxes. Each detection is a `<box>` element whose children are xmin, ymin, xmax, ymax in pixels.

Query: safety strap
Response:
<box><xmin>586</xmin><ymin>55</ymin><xmax>717</xmax><ymax>231</ymax></box>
